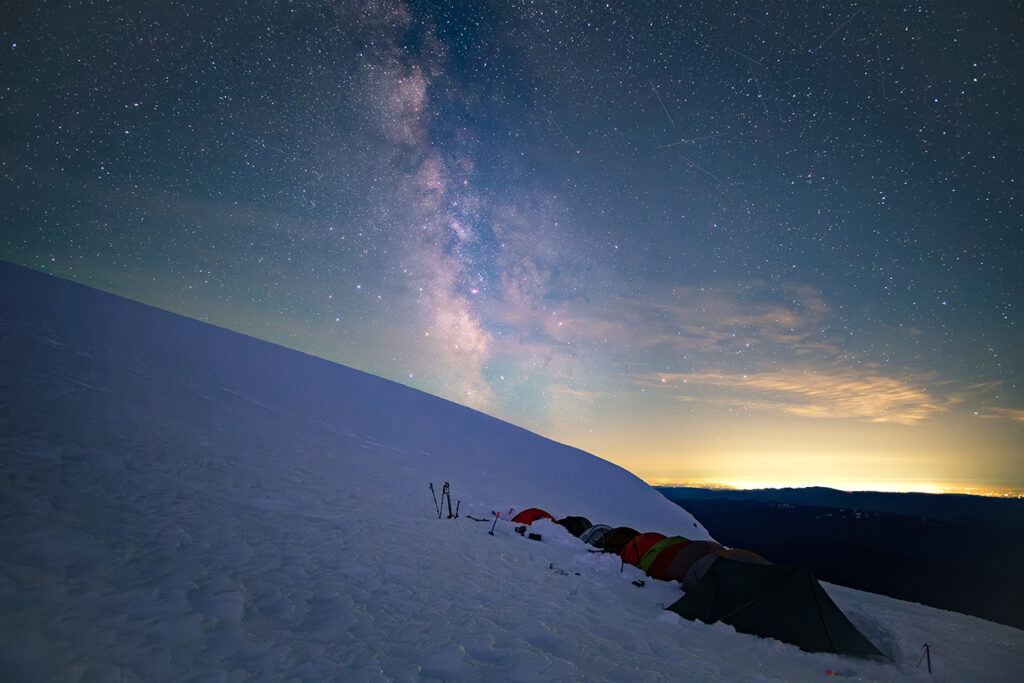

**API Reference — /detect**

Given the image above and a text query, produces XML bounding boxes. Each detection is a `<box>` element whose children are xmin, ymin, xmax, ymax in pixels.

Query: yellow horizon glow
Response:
<box><xmin>642</xmin><ymin>478</ymin><xmax>1024</xmax><ymax>498</ymax></box>
<box><xmin>553</xmin><ymin>406</ymin><xmax>1024</xmax><ymax>502</ymax></box>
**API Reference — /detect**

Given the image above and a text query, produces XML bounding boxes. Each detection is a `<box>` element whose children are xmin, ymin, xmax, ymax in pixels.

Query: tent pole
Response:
<box><xmin>805</xmin><ymin>566</ymin><xmax>838</xmax><ymax>654</ymax></box>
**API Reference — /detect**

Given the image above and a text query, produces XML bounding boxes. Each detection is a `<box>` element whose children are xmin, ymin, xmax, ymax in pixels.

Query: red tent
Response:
<box><xmin>511</xmin><ymin>507</ymin><xmax>555</xmax><ymax>524</ymax></box>
<box><xmin>646</xmin><ymin>540</ymin><xmax>693</xmax><ymax>581</ymax></box>
<box><xmin>620</xmin><ymin>532</ymin><xmax>666</xmax><ymax>566</ymax></box>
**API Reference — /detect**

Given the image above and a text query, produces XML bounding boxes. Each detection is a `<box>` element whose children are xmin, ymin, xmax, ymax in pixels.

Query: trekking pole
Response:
<box><xmin>429</xmin><ymin>483</ymin><xmax>440</xmax><ymax>517</ymax></box>
<box><xmin>488</xmin><ymin>511</ymin><xmax>500</xmax><ymax>535</ymax></box>
<box><xmin>916</xmin><ymin>643</ymin><xmax>931</xmax><ymax>674</ymax></box>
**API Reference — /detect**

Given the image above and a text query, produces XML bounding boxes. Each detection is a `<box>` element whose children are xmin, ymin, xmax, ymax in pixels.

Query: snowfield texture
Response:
<box><xmin>2</xmin><ymin>261</ymin><xmax>1022</xmax><ymax>682</ymax></box>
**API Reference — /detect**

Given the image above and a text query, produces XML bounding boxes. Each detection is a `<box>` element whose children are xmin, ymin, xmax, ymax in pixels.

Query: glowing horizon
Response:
<box><xmin>642</xmin><ymin>478</ymin><xmax>1024</xmax><ymax>498</ymax></box>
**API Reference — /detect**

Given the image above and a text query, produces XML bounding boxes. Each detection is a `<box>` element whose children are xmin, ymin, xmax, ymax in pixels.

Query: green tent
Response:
<box><xmin>620</xmin><ymin>532</ymin><xmax>666</xmax><ymax>566</ymax></box>
<box><xmin>666</xmin><ymin>558</ymin><xmax>883</xmax><ymax>658</ymax></box>
<box><xmin>638</xmin><ymin>536</ymin><xmax>690</xmax><ymax>573</ymax></box>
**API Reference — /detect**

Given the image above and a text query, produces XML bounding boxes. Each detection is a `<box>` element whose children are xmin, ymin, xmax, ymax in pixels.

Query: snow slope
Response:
<box><xmin>2</xmin><ymin>260</ymin><xmax>1022</xmax><ymax>681</ymax></box>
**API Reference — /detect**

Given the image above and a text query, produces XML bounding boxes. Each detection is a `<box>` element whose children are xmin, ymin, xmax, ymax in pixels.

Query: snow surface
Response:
<box><xmin>2</xmin><ymin>260</ymin><xmax>1022</xmax><ymax>682</ymax></box>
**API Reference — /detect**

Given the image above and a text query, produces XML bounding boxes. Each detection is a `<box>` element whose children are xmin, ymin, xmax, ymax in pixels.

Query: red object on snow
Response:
<box><xmin>511</xmin><ymin>507</ymin><xmax>556</xmax><ymax>525</ymax></box>
<box><xmin>619</xmin><ymin>532</ymin><xmax>667</xmax><ymax>566</ymax></box>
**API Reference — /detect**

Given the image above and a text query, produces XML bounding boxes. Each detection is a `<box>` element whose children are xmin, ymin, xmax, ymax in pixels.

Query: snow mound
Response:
<box><xmin>2</xmin><ymin>261</ymin><xmax>1022</xmax><ymax>681</ymax></box>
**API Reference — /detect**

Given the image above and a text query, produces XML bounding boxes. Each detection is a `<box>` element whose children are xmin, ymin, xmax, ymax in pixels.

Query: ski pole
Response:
<box><xmin>429</xmin><ymin>483</ymin><xmax>440</xmax><ymax>517</ymax></box>
<box><xmin>488</xmin><ymin>511</ymin><xmax>500</xmax><ymax>535</ymax></box>
<box><xmin>917</xmin><ymin>644</ymin><xmax>931</xmax><ymax>674</ymax></box>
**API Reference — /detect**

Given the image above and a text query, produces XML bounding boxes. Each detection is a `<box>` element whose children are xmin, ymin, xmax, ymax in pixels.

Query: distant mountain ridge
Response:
<box><xmin>658</xmin><ymin>486</ymin><xmax>1024</xmax><ymax>529</ymax></box>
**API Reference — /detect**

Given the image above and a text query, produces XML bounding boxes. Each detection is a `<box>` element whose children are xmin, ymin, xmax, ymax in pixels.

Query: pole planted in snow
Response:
<box><xmin>917</xmin><ymin>643</ymin><xmax>932</xmax><ymax>674</ymax></box>
<box><xmin>429</xmin><ymin>483</ymin><xmax>440</xmax><ymax>518</ymax></box>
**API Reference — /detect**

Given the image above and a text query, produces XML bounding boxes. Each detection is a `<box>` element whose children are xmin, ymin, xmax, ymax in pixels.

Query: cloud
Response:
<box><xmin>976</xmin><ymin>407</ymin><xmax>1024</xmax><ymax>423</ymax></box>
<box><xmin>639</xmin><ymin>367</ymin><xmax>955</xmax><ymax>425</ymax></box>
<box><xmin>487</xmin><ymin>281</ymin><xmax>836</xmax><ymax>366</ymax></box>
<box><xmin>954</xmin><ymin>383</ymin><xmax>1024</xmax><ymax>423</ymax></box>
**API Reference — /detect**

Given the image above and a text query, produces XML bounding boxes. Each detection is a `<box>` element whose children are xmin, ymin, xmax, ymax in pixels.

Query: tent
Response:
<box><xmin>511</xmin><ymin>508</ymin><xmax>555</xmax><ymax>525</ymax></box>
<box><xmin>556</xmin><ymin>516</ymin><xmax>592</xmax><ymax>538</ymax></box>
<box><xmin>580</xmin><ymin>524</ymin><xmax>613</xmax><ymax>547</ymax></box>
<box><xmin>667</xmin><ymin>558</ymin><xmax>883</xmax><ymax>657</ymax></box>
<box><xmin>638</xmin><ymin>536</ymin><xmax>690</xmax><ymax>574</ymax></box>
<box><xmin>683</xmin><ymin>548</ymin><xmax>770</xmax><ymax>590</ymax></box>
<box><xmin>600</xmin><ymin>527</ymin><xmax>640</xmax><ymax>554</ymax></box>
<box><xmin>645</xmin><ymin>540</ymin><xmax>694</xmax><ymax>581</ymax></box>
<box><xmin>620</xmin><ymin>532</ymin><xmax>666</xmax><ymax>566</ymax></box>
<box><xmin>664</xmin><ymin>541</ymin><xmax>723</xmax><ymax>585</ymax></box>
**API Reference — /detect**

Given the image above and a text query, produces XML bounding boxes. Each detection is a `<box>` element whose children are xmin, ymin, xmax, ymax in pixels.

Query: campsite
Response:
<box><xmin>509</xmin><ymin>507</ymin><xmax>882</xmax><ymax>658</ymax></box>
<box><xmin>3</xmin><ymin>261</ymin><xmax>1023</xmax><ymax>680</ymax></box>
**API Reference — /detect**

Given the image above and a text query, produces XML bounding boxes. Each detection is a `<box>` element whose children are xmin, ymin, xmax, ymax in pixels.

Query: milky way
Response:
<box><xmin>3</xmin><ymin>1</ymin><xmax>1021</xmax><ymax>492</ymax></box>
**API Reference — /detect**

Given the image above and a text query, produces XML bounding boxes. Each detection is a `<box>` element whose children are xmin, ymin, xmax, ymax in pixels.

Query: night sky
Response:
<box><xmin>3</xmin><ymin>1</ymin><xmax>1021</xmax><ymax>494</ymax></box>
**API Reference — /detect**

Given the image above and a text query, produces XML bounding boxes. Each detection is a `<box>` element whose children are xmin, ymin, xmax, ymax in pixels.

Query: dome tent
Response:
<box><xmin>600</xmin><ymin>527</ymin><xmax>640</xmax><ymax>554</ymax></box>
<box><xmin>511</xmin><ymin>508</ymin><xmax>555</xmax><ymax>525</ymax></box>
<box><xmin>664</xmin><ymin>541</ymin><xmax>724</xmax><ymax>585</ymax></box>
<box><xmin>580</xmin><ymin>524</ymin><xmax>613</xmax><ymax>547</ymax></box>
<box><xmin>620</xmin><ymin>532</ymin><xmax>666</xmax><ymax>566</ymax></box>
<box><xmin>556</xmin><ymin>516</ymin><xmax>592</xmax><ymax>538</ymax></box>
<box><xmin>638</xmin><ymin>536</ymin><xmax>690</xmax><ymax>573</ymax></box>
<box><xmin>645</xmin><ymin>540</ymin><xmax>694</xmax><ymax>581</ymax></box>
